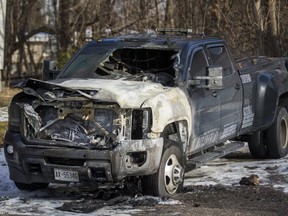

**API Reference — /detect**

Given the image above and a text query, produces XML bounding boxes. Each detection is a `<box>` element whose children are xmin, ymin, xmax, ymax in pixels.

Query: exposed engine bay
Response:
<box><xmin>21</xmin><ymin>88</ymin><xmax>150</xmax><ymax>150</ymax></box>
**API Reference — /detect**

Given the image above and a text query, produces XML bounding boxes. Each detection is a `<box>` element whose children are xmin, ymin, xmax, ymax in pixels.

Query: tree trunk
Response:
<box><xmin>154</xmin><ymin>0</ymin><xmax>159</xmax><ymax>27</ymax></box>
<box><xmin>58</xmin><ymin>0</ymin><xmax>70</xmax><ymax>52</ymax></box>
<box><xmin>266</xmin><ymin>0</ymin><xmax>281</xmax><ymax>56</ymax></box>
<box><xmin>164</xmin><ymin>0</ymin><xmax>173</xmax><ymax>28</ymax></box>
<box><xmin>252</xmin><ymin>0</ymin><xmax>265</xmax><ymax>55</ymax></box>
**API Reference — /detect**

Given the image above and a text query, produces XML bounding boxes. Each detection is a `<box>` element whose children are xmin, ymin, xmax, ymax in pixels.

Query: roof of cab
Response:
<box><xmin>96</xmin><ymin>33</ymin><xmax>224</xmax><ymax>49</ymax></box>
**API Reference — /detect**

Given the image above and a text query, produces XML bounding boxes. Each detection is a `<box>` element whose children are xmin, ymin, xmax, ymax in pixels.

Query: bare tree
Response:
<box><xmin>266</xmin><ymin>0</ymin><xmax>281</xmax><ymax>56</ymax></box>
<box><xmin>4</xmin><ymin>0</ymin><xmax>50</xmax><ymax>84</ymax></box>
<box><xmin>3</xmin><ymin>0</ymin><xmax>288</xmax><ymax>86</ymax></box>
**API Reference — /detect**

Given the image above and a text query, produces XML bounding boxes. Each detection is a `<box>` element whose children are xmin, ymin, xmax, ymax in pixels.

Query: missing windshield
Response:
<box><xmin>95</xmin><ymin>48</ymin><xmax>178</xmax><ymax>86</ymax></box>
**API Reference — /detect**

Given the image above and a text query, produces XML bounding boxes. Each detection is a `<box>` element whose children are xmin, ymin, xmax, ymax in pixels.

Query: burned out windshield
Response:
<box><xmin>58</xmin><ymin>41</ymin><xmax>179</xmax><ymax>87</ymax></box>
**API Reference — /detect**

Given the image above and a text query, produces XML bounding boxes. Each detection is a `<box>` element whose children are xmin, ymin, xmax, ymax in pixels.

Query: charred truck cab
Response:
<box><xmin>4</xmin><ymin>29</ymin><xmax>288</xmax><ymax>197</ymax></box>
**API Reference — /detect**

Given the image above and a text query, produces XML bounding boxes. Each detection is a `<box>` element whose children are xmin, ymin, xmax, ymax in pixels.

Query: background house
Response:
<box><xmin>8</xmin><ymin>32</ymin><xmax>56</xmax><ymax>85</ymax></box>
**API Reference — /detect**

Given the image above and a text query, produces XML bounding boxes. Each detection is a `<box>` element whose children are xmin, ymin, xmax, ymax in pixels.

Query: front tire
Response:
<box><xmin>266</xmin><ymin>107</ymin><xmax>288</xmax><ymax>158</ymax></box>
<box><xmin>141</xmin><ymin>141</ymin><xmax>184</xmax><ymax>197</ymax></box>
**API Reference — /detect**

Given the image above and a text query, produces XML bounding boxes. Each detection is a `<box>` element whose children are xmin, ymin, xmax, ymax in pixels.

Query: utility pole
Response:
<box><xmin>0</xmin><ymin>0</ymin><xmax>7</xmax><ymax>91</ymax></box>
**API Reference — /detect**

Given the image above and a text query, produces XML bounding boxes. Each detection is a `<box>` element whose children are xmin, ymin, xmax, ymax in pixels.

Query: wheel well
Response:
<box><xmin>162</xmin><ymin>121</ymin><xmax>188</xmax><ymax>152</ymax></box>
<box><xmin>279</xmin><ymin>92</ymin><xmax>288</xmax><ymax>111</ymax></box>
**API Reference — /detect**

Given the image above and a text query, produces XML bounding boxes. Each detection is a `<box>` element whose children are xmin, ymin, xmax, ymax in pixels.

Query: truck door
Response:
<box><xmin>206</xmin><ymin>44</ymin><xmax>243</xmax><ymax>140</ymax></box>
<box><xmin>186</xmin><ymin>47</ymin><xmax>221</xmax><ymax>152</ymax></box>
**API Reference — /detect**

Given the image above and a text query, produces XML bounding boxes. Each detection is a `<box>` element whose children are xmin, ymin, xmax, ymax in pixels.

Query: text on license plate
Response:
<box><xmin>54</xmin><ymin>169</ymin><xmax>79</xmax><ymax>182</ymax></box>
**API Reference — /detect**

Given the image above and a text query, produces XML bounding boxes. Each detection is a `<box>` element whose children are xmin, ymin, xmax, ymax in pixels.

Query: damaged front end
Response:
<box><xmin>22</xmin><ymin>98</ymin><xmax>122</xmax><ymax>150</ymax></box>
<box><xmin>4</xmin><ymin>83</ymin><xmax>164</xmax><ymax>186</ymax></box>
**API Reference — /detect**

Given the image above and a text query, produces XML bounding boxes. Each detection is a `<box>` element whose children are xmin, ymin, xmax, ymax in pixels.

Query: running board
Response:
<box><xmin>185</xmin><ymin>142</ymin><xmax>245</xmax><ymax>172</ymax></box>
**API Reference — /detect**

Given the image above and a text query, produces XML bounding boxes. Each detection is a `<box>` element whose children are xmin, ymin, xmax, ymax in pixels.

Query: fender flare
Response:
<box><xmin>253</xmin><ymin>72</ymin><xmax>278</xmax><ymax>130</ymax></box>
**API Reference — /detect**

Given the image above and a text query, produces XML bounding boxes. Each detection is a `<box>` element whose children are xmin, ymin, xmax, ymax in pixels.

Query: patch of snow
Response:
<box><xmin>184</xmin><ymin>145</ymin><xmax>288</xmax><ymax>192</ymax></box>
<box><xmin>96</xmin><ymin>206</ymin><xmax>143</xmax><ymax>216</ymax></box>
<box><xmin>0</xmin><ymin>107</ymin><xmax>8</xmax><ymax>122</ymax></box>
<box><xmin>158</xmin><ymin>199</ymin><xmax>182</xmax><ymax>205</ymax></box>
<box><xmin>132</xmin><ymin>196</ymin><xmax>182</xmax><ymax>205</ymax></box>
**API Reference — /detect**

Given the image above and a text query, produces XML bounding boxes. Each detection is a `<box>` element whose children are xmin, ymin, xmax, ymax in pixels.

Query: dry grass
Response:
<box><xmin>0</xmin><ymin>122</ymin><xmax>8</xmax><ymax>147</ymax></box>
<box><xmin>0</xmin><ymin>88</ymin><xmax>21</xmax><ymax>147</ymax></box>
<box><xmin>0</xmin><ymin>88</ymin><xmax>21</xmax><ymax>107</ymax></box>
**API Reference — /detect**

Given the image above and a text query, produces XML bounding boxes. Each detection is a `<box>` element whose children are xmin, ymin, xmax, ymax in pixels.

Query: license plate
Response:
<box><xmin>54</xmin><ymin>169</ymin><xmax>79</xmax><ymax>182</ymax></box>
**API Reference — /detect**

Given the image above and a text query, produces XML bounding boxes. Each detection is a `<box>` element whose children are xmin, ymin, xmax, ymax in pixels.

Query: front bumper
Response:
<box><xmin>4</xmin><ymin>131</ymin><xmax>163</xmax><ymax>184</ymax></box>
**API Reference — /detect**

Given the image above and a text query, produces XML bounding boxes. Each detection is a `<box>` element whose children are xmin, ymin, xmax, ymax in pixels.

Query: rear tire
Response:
<box><xmin>248</xmin><ymin>130</ymin><xmax>268</xmax><ymax>159</ymax></box>
<box><xmin>266</xmin><ymin>107</ymin><xmax>288</xmax><ymax>159</ymax></box>
<box><xmin>14</xmin><ymin>182</ymin><xmax>49</xmax><ymax>191</ymax></box>
<box><xmin>141</xmin><ymin>140</ymin><xmax>184</xmax><ymax>197</ymax></box>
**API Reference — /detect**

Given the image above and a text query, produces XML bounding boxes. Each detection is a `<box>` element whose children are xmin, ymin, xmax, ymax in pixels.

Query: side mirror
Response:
<box><xmin>189</xmin><ymin>66</ymin><xmax>223</xmax><ymax>90</ymax></box>
<box><xmin>42</xmin><ymin>60</ymin><xmax>60</xmax><ymax>80</ymax></box>
<box><xmin>207</xmin><ymin>66</ymin><xmax>223</xmax><ymax>89</ymax></box>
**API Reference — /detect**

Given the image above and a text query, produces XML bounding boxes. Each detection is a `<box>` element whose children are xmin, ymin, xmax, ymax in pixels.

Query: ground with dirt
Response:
<box><xmin>1</xmin><ymin>146</ymin><xmax>288</xmax><ymax>215</ymax></box>
<box><xmin>147</xmin><ymin>185</ymin><xmax>288</xmax><ymax>216</ymax></box>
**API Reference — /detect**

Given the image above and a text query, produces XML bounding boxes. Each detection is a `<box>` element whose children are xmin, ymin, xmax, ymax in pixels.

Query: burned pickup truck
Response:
<box><xmin>4</xmin><ymin>29</ymin><xmax>288</xmax><ymax>197</ymax></box>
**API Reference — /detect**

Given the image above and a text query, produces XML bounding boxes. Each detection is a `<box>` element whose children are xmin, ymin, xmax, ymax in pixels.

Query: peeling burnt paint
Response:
<box><xmin>43</xmin><ymin>79</ymin><xmax>171</xmax><ymax>108</ymax></box>
<box><xmin>112</xmin><ymin>138</ymin><xmax>164</xmax><ymax>180</ymax></box>
<box><xmin>142</xmin><ymin>87</ymin><xmax>191</xmax><ymax>134</ymax></box>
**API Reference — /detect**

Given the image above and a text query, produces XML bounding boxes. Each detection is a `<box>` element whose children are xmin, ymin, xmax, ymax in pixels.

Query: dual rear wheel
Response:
<box><xmin>248</xmin><ymin>106</ymin><xmax>288</xmax><ymax>159</ymax></box>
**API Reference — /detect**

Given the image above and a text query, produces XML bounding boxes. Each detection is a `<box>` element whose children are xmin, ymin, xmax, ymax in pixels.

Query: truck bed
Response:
<box><xmin>235</xmin><ymin>56</ymin><xmax>288</xmax><ymax>74</ymax></box>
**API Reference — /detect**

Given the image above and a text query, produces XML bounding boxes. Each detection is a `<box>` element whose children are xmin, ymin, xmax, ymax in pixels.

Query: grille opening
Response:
<box><xmin>129</xmin><ymin>151</ymin><xmax>147</xmax><ymax>167</ymax></box>
<box><xmin>27</xmin><ymin>104</ymin><xmax>120</xmax><ymax>149</ymax></box>
<box><xmin>47</xmin><ymin>157</ymin><xmax>85</xmax><ymax>166</ymax></box>
<box><xmin>28</xmin><ymin>163</ymin><xmax>42</xmax><ymax>174</ymax></box>
<box><xmin>90</xmin><ymin>168</ymin><xmax>107</xmax><ymax>180</ymax></box>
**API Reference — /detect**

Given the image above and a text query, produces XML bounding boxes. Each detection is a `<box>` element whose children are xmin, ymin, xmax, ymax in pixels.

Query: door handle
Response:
<box><xmin>212</xmin><ymin>91</ymin><xmax>218</xmax><ymax>97</ymax></box>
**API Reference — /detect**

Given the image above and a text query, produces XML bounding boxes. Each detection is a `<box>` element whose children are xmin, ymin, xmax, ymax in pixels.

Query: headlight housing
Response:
<box><xmin>131</xmin><ymin>108</ymin><xmax>152</xmax><ymax>139</ymax></box>
<box><xmin>8</xmin><ymin>93</ymin><xmax>24</xmax><ymax>132</ymax></box>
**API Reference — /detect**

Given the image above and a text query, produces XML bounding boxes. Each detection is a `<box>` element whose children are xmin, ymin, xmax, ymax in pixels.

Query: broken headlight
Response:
<box><xmin>8</xmin><ymin>103</ymin><xmax>21</xmax><ymax>132</ymax></box>
<box><xmin>8</xmin><ymin>95</ymin><xmax>24</xmax><ymax>133</ymax></box>
<box><xmin>131</xmin><ymin>109</ymin><xmax>152</xmax><ymax>139</ymax></box>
